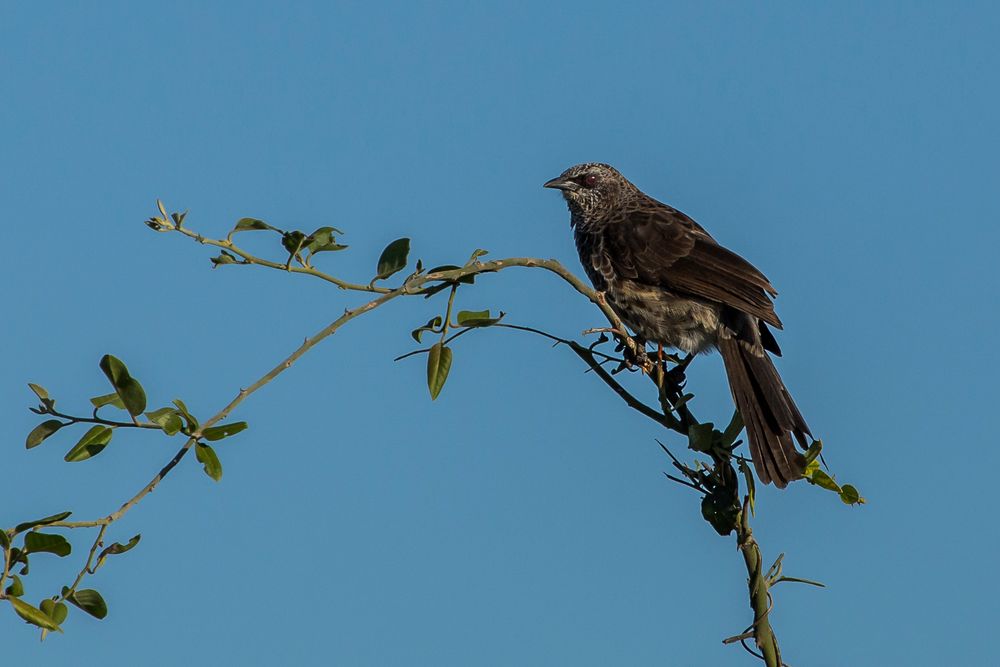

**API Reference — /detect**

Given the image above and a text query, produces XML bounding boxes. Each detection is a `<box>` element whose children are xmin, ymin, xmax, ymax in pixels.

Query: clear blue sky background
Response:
<box><xmin>3</xmin><ymin>3</ymin><xmax>998</xmax><ymax>665</ymax></box>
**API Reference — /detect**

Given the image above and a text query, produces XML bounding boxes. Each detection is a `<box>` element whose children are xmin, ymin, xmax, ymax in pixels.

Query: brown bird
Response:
<box><xmin>545</xmin><ymin>163</ymin><xmax>810</xmax><ymax>487</ymax></box>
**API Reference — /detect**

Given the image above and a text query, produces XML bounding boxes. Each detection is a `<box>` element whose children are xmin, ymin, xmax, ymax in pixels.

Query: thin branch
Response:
<box><xmin>60</xmin><ymin>524</ymin><xmax>107</xmax><ymax>598</ymax></box>
<box><xmin>31</xmin><ymin>407</ymin><xmax>162</xmax><ymax>431</ymax></box>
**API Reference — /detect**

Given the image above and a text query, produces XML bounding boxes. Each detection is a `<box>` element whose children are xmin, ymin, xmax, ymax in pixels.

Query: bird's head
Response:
<box><xmin>544</xmin><ymin>163</ymin><xmax>636</xmax><ymax>223</ymax></box>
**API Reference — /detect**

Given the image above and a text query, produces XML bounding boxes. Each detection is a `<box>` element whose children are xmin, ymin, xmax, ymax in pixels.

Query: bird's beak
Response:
<box><xmin>543</xmin><ymin>176</ymin><xmax>578</xmax><ymax>192</ymax></box>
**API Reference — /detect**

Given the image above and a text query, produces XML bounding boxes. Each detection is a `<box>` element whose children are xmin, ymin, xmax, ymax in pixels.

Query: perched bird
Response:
<box><xmin>545</xmin><ymin>163</ymin><xmax>811</xmax><ymax>487</ymax></box>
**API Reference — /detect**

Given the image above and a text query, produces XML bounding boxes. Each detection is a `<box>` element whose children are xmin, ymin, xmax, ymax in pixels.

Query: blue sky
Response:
<box><xmin>2</xmin><ymin>2</ymin><xmax>998</xmax><ymax>665</ymax></box>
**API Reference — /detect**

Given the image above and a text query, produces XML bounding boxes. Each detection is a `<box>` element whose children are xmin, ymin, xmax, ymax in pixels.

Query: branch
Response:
<box><xmin>9</xmin><ymin>207</ymin><xmax>826</xmax><ymax>663</ymax></box>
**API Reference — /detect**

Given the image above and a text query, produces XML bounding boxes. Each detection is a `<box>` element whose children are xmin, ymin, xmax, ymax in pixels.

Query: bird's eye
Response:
<box><xmin>582</xmin><ymin>174</ymin><xmax>598</xmax><ymax>188</ymax></box>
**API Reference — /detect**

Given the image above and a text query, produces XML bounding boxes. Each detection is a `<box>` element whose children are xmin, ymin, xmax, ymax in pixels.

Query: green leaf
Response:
<box><xmin>90</xmin><ymin>392</ymin><xmax>126</xmax><ymax>410</ymax></box>
<box><xmin>8</xmin><ymin>546</ymin><xmax>27</xmax><ymax>571</ymax></box>
<box><xmin>196</xmin><ymin>442</ymin><xmax>223</xmax><ymax>481</ymax></box>
<box><xmin>687</xmin><ymin>422</ymin><xmax>715</xmax><ymax>453</ymax></box>
<box><xmin>14</xmin><ymin>511</ymin><xmax>72</xmax><ymax>534</ymax></box>
<box><xmin>839</xmin><ymin>484</ymin><xmax>866</xmax><ymax>505</ymax></box>
<box><xmin>27</xmin><ymin>383</ymin><xmax>50</xmax><ymax>402</ymax></box>
<box><xmin>305</xmin><ymin>226</ymin><xmax>348</xmax><ymax>254</ymax></box>
<box><xmin>282</xmin><ymin>230</ymin><xmax>307</xmax><ymax>257</ymax></box>
<box><xmin>210</xmin><ymin>250</ymin><xmax>238</xmax><ymax>267</ymax></box>
<box><xmin>720</xmin><ymin>410</ymin><xmax>744</xmax><ymax>447</ymax></box>
<box><xmin>411</xmin><ymin>316</ymin><xmax>443</xmax><ymax>343</ymax></box>
<box><xmin>28</xmin><ymin>383</ymin><xmax>55</xmax><ymax>409</ymax></box>
<box><xmin>172</xmin><ymin>399</ymin><xmax>200</xmax><ymax>431</ymax></box>
<box><xmin>24</xmin><ymin>532</ymin><xmax>72</xmax><ymax>557</ymax></box>
<box><xmin>146</xmin><ymin>407</ymin><xmax>183</xmax><ymax>435</ymax></box>
<box><xmin>375</xmin><ymin>238</ymin><xmax>410</xmax><ymax>280</ymax></box>
<box><xmin>171</xmin><ymin>210</ymin><xmax>187</xmax><ymax>227</ymax></box>
<box><xmin>5</xmin><ymin>575</ymin><xmax>23</xmax><ymax>597</ymax></box>
<box><xmin>803</xmin><ymin>439</ymin><xmax>823</xmax><ymax>464</ymax></box>
<box><xmin>201</xmin><ymin>421</ymin><xmax>248</xmax><ymax>442</ymax></box>
<box><xmin>456</xmin><ymin>309</ymin><xmax>502</xmax><ymax>327</ymax></box>
<box><xmin>96</xmin><ymin>534</ymin><xmax>141</xmax><ymax>569</ymax></box>
<box><xmin>63</xmin><ymin>588</ymin><xmax>108</xmax><ymax>620</ymax></box>
<box><xmin>0</xmin><ymin>529</ymin><xmax>9</xmax><ymax>549</ymax></box>
<box><xmin>9</xmin><ymin>596</ymin><xmax>63</xmax><ymax>632</ymax></box>
<box><xmin>64</xmin><ymin>425</ymin><xmax>113</xmax><ymax>462</ymax></box>
<box><xmin>40</xmin><ymin>599</ymin><xmax>69</xmax><ymax>625</ymax></box>
<box><xmin>773</xmin><ymin>575</ymin><xmax>827</xmax><ymax>588</ymax></box>
<box><xmin>803</xmin><ymin>462</ymin><xmax>841</xmax><ymax>493</ymax></box>
<box><xmin>232</xmin><ymin>217</ymin><xmax>273</xmax><ymax>233</ymax></box>
<box><xmin>26</xmin><ymin>420</ymin><xmax>63</xmax><ymax>449</ymax></box>
<box><xmin>426</xmin><ymin>343</ymin><xmax>453</xmax><ymax>400</ymax></box>
<box><xmin>467</xmin><ymin>248</ymin><xmax>489</xmax><ymax>263</ymax></box>
<box><xmin>99</xmin><ymin>354</ymin><xmax>146</xmax><ymax>417</ymax></box>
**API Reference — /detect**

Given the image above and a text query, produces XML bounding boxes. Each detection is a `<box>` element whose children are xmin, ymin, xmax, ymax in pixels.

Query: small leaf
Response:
<box><xmin>64</xmin><ymin>588</ymin><xmax>107</xmax><ymax>620</ymax></box>
<box><xmin>375</xmin><ymin>238</ymin><xmax>410</xmax><ymax>281</ymax></box>
<box><xmin>157</xmin><ymin>199</ymin><xmax>168</xmax><ymax>219</ymax></box>
<box><xmin>803</xmin><ymin>439</ymin><xmax>823</xmax><ymax>464</ymax></box>
<box><xmin>210</xmin><ymin>250</ymin><xmax>238</xmax><ymax>267</ymax></box>
<box><xmin>773</xmin><ymin>576</ymin><xmax>827</xmax><ymax>588</ymax></box>
<box><xmin>24</xmin><ymin>532</ymin><xmax>72</xmax><ymax>557</ymax></box>
<box><xmin>145</xmin><ymin>217</ymin><xmax>168</xmax><ymax>231</ymax></box>
<box><xmin>99</xmin><ymin>355</ymin><xmax>146</xmax><ymax>417</ymax></box>
<box><xmin>64</xmin><ymin>425</ymin><xmax>113</xmax><ymax>462</ymax></box>
<box><xmin>96</xmin><ymin>534</ymin><xmax>141</xmax><ymax>563</ymax></box>
<box><xmin>803</xmin><ymin>462</ymin><xmax>841</xmax><ymax>493</ymax></box>
<box><xmin>95</xmin><ymin>534</ymin><xmax>141</xmax><ymax>572</ymax></box>
<box><xmin>40</xmin><ymin>599</ymin><xmax>69</xmax><ymax>625</ymax></box>
<box><xmin>5</xmin><ymin>575</ymin><xmax>23</xmax><ymax>597</ymax></box>
<box><xmin>456</xmin><ymin>309</ymin><xmax>501</xmax><ymax>327</ymax></box>
<box><xmin>720</xmin><ymin>410</ymin><xmax>744</xmax><ymax>447</ymax></box>
<box><xmin>687</xmin><ymin>422</ymin><xmax>715</xmax><ymax>453</ymax></box>
<box><xmin>27</xmin><ymin>383</ymin><xmax>50</xmax><ymax>402</ymax></box>
<box><xmin>90</xmin><ymin>392</ymin><xmax>126</xmax><ymax>410</ymax></box>
<box><xmin>0</xmin><ymin>529</ymin><xmax>9</xmax><ymax>549</ymax></box>
<box><xmin>305</xmin><ymin>226</ymin><xmax>348</xmax><ymax>255</ymax></box>
<box><xmin>172</xmin><ymin>399</ymin><xmax>200</xmax><ymax>431</ymax></box>
<box><xmin>146</xmin><ymin>407</ymin><xmax>183</xmax><ymax>435</ymax></box>
<box><xmin>467</xmin><ymin>248</ymin><xmax>489</xmax><ymax>263</ymax></box>
<box><xmin>26</xmin><ymin>420</ymin><xmax>63</xmax><ymax>449</ymax></box>
<box><xmin>196</xmin><ymin>443</ymin><xmax>223</xmax><ymax>481</ymax></box>
<box><xmin>839</xmin><ymin>484</ymin><xmax>866</xmax><ymax>505</ymax></box>
<box><xmin>171</xmin><ymin>210</ymin><xmax>187</xmax><ymax>227</ymax></box>
<box><xmin>9</xmin><ymin>597</ymin><xmax>63</xmax><ymax>632</ymax></box>
<box><xmin>233</xmin><ymin>217</ymin><xmax>273</xmax><ymax>233</ymax></box>
<box><xmin>27</xmin><ymin>383</ymin><xmax>55</xmax><ymax>411</ymax></box>
<box><xmin>411</xmin><ymin>316</ymin><xmax>443</xmax><ymax>343</ymax></box>
<box><xmin>14</xmin><ymin>511</ymin><xmax>72</xmax><ymax>534</ymax></box>
<box><xmin>201</xmin><ymin>421</ymin><xmax>248</xmax><ymax>442</ymax></box>
<box><xmin>282</xmin><ymin>230</ymin><xmax>307</xmax><ymax>257</ymax></box>
<box><xmin>426</xmin><ymin>343</ymin><xmax>453</xmax><ymax>400</ymax></box>
<box><xmin>9</xmin><ymin>547</ymin><xmax>28</xmax><ymax>574</ymax></box>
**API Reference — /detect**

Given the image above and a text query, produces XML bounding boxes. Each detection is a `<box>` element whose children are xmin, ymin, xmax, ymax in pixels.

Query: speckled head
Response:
<box><xmin>543</xmin><ymin>163</ymin><xmax>639</xmax><ymax>225</ymax></box>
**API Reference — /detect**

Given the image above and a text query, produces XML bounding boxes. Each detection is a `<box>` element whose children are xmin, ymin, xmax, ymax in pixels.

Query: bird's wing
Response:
<box><xmin>604</xmin><ymin>201</ymin><xmax>783</xmax><ymax>329</ymax></box>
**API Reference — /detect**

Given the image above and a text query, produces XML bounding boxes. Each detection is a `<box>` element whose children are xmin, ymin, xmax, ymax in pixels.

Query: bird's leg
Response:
<box><xmin>621</xmin><ymin>335</ymin><xmax>650</xmax><ymax>374</ymax></box>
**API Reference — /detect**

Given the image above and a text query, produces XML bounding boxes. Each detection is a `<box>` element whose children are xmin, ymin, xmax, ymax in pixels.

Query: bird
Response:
<box><xmin>544</xmin><ymin>163</ymin><xmax>811</xmax><ymax>487</ymax></box>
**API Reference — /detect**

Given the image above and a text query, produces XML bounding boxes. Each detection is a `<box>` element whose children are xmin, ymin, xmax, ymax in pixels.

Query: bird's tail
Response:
<box><xmin>718</xmin><ymin>334</ymin><xmax>810</xmax><ymax>488</ymax></box>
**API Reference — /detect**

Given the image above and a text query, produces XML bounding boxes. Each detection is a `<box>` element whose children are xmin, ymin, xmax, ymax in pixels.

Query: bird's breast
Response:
<box><xmin>607</xmin><ymin>279</ymin><xmax>720</xmax><ymax>354</ymax></box>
